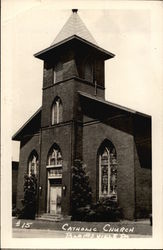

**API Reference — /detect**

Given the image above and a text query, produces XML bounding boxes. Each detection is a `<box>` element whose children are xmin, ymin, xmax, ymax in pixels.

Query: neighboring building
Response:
<box><xmin>12</xmin><ymin>161</ymin><xmax>19</xmax><ymax>210</ymax></box>
<box><xmin>12</xmin><ymin>9</ymin><xmax>152</xmax><ymax>220</ymax></box>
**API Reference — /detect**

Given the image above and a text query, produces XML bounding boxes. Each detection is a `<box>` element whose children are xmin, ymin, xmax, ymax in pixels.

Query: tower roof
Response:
<box><xmin>34</xmin><ymin>9</ymin><xmax>115</xmax><ymax>60</ymax></box>
<box><xmin>51</xmin><ymin>9</ymin><xmax>97</xmax><ymax>46</ymax></box>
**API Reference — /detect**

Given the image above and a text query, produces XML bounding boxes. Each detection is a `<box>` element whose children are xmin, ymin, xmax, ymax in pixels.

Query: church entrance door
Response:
<box><xmin>49</xmin><ymin>184</ymin><xmax>61</xmax><ymax>214</ymax></box>
<box><xmin>46</xmin><ymin>167</ymin><xmax>62</xmax><ymax>215</ymax></box>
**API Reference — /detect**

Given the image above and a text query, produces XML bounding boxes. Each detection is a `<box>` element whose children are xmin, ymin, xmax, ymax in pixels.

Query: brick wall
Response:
<box><xmin>41</xmin><ymin>79</ymin><xmax>104</xmax><ymax>128</ymax></box>
<box><xmin>41</xmin><ymin>79</ymin><xmax>75</xmax><ymax>127</ymax></box>
<box><xmin>16</xmin><ymin>134</ymin><xmax>40</xmax><ymax>209</ymax></box>
<box><xmin>39</xmin><ymin>124</ymin><xmax>73</xmax><ymax>215</ymax></box>
<box><xmin>134</xmin><ymin>142</ymin><xmax>152</xmax><ymax>219</ymax></box>
<box><xmin>82</xmin><ymin>117</ymin><xmax>136</xmax><ymax>220</ymax></box>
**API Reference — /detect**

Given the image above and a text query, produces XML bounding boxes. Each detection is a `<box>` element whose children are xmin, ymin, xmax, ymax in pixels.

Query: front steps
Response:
<box><xmin>37</xmin><ymin>213</ymin><xmax>71</xmax><ymax>222</ymax></box>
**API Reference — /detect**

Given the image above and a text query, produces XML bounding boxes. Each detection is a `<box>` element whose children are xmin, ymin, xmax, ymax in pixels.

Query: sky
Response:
<box><xmin>2</xmin><ymin>0</ymin><xmax>163</xmax><ymax>161</ymax></box>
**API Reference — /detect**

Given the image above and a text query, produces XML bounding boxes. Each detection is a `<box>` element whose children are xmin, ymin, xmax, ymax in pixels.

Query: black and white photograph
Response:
<box><xmin>1</xmin><ymin>0</ymin><xmax>163</xmax><ymax>249</ymax></box>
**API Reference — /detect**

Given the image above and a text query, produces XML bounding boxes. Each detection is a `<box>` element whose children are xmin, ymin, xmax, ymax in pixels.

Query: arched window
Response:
<box><xmin>51</xmin><ymin>97</ymin><xmax>63</xmax><ymax>125</ymax></box>
<box><xmin>28</xmin><ymin>151</ymin><xmax>39</xmax><ymax>176</ymax></box>
<box><xmin>53</xmin><ymin>69</ymin><xmax>57</xmax><ymax>84</ymax></box>
<box><xmin>47</xmin><ymin>145</ymin><xmax>62</xmax><ymax>166</ymax></box>
<box><xmin>47</xmin><ymin>144</ymin><xmax>63</xmax><ymax>180</ymax></box>
<box><xmin>84</xmin><ymin>60</ymin><xmax>93</xmax><ymax>82</ymax></box>
<box><xmin>53</xmin><ymin>61</ymin><xmax>63</xmax><ymax>84</ymax></box>
<box><xmin>98</xmin><ymin>140</ymin><xmax>117</xmax><ymax>199</ymax></box>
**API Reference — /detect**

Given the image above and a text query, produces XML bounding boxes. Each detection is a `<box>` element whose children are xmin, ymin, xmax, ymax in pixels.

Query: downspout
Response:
<box><xmin>133</xmin><ymin>114</ymin><xmax>137</xmax><ymax>221</ymax></box>
<box><xmin>37</xmin><ymin>127</ymin><xmax>42</xmax><ymax>216</ymax></box>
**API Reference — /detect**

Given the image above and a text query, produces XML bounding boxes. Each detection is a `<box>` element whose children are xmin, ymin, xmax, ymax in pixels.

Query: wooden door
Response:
<box><xmin>49</xmin><ymin>185</ymin><xmax>61</xmax><ymax>214</ymax></box>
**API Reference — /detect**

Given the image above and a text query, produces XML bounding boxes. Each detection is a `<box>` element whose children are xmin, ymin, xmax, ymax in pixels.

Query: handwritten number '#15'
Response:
<box><xmin>15</xmin><ymin>220</ymin><xmax>33</xmax><ymax>229</ymax></box>
<box><xmin>22</xmin><ymin>222</ymin><xmax>33</xmax><ymax>229</ymax></box>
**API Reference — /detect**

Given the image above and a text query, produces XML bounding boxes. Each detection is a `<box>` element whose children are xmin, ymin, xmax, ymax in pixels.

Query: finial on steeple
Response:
<box><xmin>72</xmin><ymin>9</ymin><xmax>78</xmax><ymax>14</ymax></box>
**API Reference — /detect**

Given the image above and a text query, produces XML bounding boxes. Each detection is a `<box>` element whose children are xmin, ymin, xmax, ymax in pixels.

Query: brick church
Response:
<box><xmin>12</xmin><ymin>9</ymin><xmax>152</xmax><ymax>220</ymax></box>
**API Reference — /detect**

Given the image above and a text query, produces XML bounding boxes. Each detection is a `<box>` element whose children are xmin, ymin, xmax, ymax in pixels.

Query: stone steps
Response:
<box><xmin>37</xmin><ymin>213</ymin><xmax>71</xmax><ymax>222</ymax></box>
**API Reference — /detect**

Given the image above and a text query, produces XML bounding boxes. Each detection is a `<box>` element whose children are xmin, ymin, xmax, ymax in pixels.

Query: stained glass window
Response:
<box><xmin>99</xmin><ymin>142</ymin><xmax>117</xmax><ymax>199</ymax></box>
<box><xmin>48</xmin><ymin>147</ymin><xmax>63</xmax><ymax>166</ymax></box>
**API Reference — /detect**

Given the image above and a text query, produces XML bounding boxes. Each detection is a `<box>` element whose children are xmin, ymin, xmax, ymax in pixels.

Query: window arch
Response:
<box><xmin>98</xmin><ymin>140</ymin><xmax>117</xmax><ymax>199</ymax></box>
<box><xmin>51</xmin><ymin>97</ymin><xmax>63</xmax><ymax>125</ymax></box>
<box><xmin>28</xmin><ymin>150</ymin><xmax>39</xmax><ymax>176</ymax></box>
<box><xmin>47</xmin><ymin>144</ymin><xmax>63</xmax><ymax>166</ymax></box>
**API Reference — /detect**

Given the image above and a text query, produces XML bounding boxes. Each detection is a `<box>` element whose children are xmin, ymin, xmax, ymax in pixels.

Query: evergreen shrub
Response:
<box><xmin>18</xmin><ymin>173</ymin><xmax>37</xmax><ymax>219</ymax></box>
<box><xmin>71</xmin><ymin>160</ymin><xmax>123</xmax><ymax>222</ymax></box>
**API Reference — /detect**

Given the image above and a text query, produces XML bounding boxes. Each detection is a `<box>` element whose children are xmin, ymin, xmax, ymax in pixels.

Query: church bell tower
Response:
<box><xmin>34</xmin><ymin>9</ymin><xmax>115</xmax><ymax>129</ymax></box>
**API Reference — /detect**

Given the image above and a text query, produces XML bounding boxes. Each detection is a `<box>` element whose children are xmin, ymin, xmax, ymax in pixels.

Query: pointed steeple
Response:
<box><xmin>34</xmin><ymin>9</ymin><xmax>115</xmax><ymax>61</ymax></box>
<box><xmin>51</xmin><ymin>9</ymin><xmax>97</xmax><ymax>46</ymax></box>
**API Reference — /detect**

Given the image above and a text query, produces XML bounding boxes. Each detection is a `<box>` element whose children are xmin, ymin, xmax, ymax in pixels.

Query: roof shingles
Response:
<box><xmin>51</xmin><ymin>10</ymin><xmax>97</xmax><ymax>46</ymax></box>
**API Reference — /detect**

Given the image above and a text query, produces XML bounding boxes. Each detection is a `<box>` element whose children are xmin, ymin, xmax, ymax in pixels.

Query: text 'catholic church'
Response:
<box><xmin>12</xmin><ymin>9</ymin><xmax>152</xmax><ymax>220</ymax></box>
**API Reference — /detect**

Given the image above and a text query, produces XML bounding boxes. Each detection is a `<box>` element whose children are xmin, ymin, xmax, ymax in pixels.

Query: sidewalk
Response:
<box><xmin>13</xmin><ymin>228</ymin><xmax>152</xmax><ymax>238</ymax></box>
<box><xmin>12</xmin><ymin>217</ymin><xmax>152</xmax><ymax>236</ymax></box>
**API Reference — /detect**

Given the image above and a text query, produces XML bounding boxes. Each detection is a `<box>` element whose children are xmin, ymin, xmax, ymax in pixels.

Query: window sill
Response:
<box><xmin>46</xmin><ymin>164</ymin><xmax>62</xmax><ymax>168</ymax></box>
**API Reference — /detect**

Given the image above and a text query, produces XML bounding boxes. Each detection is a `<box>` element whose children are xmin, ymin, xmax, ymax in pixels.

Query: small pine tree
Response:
<box><xmin>18</xmin><ymin>173</ymin><xmax>37</xmax><ymax>219</ymax></box>
<box><xmin>71</xmin><ymin>159</ymin><xmax>92</xmax><ymax>218</ymax></box>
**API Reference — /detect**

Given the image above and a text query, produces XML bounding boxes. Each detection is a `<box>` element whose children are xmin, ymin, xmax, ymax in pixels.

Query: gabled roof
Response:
<box><xmin>51</xmin><ymin>9</ymin><xmax>97</xmax><ymax>46</ymax></box>
<box><xmin>12</xmin><ymin>107</ymin><xmax>42</xmax><ymax>141</ymax></box>
<box><xmin>78</xmin><ymin>91</ymin><xmax>151</xmax><ymax>118</ymax></box>
<box><xmin>78</xmin><ymin>91</ymin><xmax>151</xmax><ymax>154</ymax></box>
